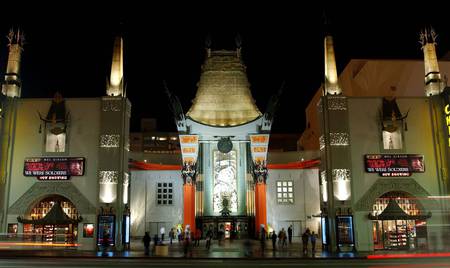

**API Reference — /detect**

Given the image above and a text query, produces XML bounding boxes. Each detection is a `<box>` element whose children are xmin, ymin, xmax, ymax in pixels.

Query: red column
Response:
<box><xmin>255</xmin><ymin>182</ymin><xmax>267</xmax><ymax>236</ymax></box>
<box><xmin>183</xmin><ymin>184</ymin><xmax>196</xmax><ymax>234</ymax></box>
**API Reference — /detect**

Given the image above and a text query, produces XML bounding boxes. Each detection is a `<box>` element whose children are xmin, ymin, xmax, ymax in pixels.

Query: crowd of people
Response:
<box><xmin>142</xmin><ymin>224</ymin><xmax>319</xmax><ymax>257</ymax></box>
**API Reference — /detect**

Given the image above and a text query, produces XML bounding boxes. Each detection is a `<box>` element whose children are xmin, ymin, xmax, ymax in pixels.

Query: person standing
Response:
<box><xmin>205</xmin><ymin>228</ymin><xmax>213</xmax><ymax>250</ymax></box>
<box><xmin>280</xmin><ymin>228</ymin><xmax>287</xmax><ymax>248</ymax></box>
<box><xmin>288</xmin><ymin>225</ymin><xmax>293</xmax><ymax>244</ymax></box>
<box><xmin>310</xmin><ymin>231</ymin><xmax>317</xmax><ymax>253</ymax></box>
<box><xmin>169</xmin><ymin>228</ymin><xmax>174</xmax><ymax>245</ymax></box>
<box><xmin>260</xmin><ymin>227</ymin><xmax>266</xmax><ymax>255</ymax></box>
<box><xmin>271</xmin><ymin>230</ymin><xmax>278</xmax><ymax>250</ymax></box>
<box><xmin>143</xmin><ymin>232</ymin><xmax>151</xmax><ymax>255</ymax></box>
<box><xmin>160</xmin><ymin>226</ymin><xmax>166</xmax><ymax>243</ymax></box>
<box><xmin>302</xmin><ymin>229</ymin><xmax>309</xmax><ymax>255</ymax></box>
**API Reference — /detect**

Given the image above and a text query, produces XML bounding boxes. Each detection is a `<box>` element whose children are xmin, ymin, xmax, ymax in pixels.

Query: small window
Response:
<box><xmin>156</xmin><ymin>182</ymin><xmax>174</xmax><ymax>206</ymax></box>
<box><xmin>277</xmin><ymin>180</ymin><xmax>294</xmax><ymax>204</ymax></box>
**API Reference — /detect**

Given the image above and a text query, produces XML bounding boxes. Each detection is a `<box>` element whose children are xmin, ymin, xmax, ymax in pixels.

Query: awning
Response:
<box><xmin>368</xmin><ymin>199</ymin><xmax>431</xmax><ymax>220</ymax></box>
<box><xmin>18</xmin><ymin>202</ymin><xmax>82</xmax><ymax>225</ymax></box>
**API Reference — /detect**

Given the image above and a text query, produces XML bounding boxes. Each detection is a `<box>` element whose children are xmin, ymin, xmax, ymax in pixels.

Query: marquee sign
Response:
<box><xmin>179</xmin><ymin>135</ymin><xmax>199</xmax><ymax>165</ymax></box>
<box><xmin>364</xmin><ymin>154</ymin><xmax>425</xmax><ymax>177</ymax></box>
<box><xmin>249</xmin><ymin>134</ymin><xmax>270</xmax><ymax>164</ymax></box>
<box><xmin>24</xmin><ymin>157</ymin><xmax>85</xmax><ymax>180</ymax></box>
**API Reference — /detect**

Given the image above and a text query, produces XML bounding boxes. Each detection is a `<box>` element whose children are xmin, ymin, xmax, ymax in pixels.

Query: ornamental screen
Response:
<box><xmin>213</xmin><ymin>151</ymin><xmax>237</xmax><ymax>213</ymax></box>
<box><xmin>276</xmin><ymin>181</ymin><xmax>294</xmax><ymax>204</ymax></box>
<box><xmin>157</xmin><ymin>182</ymin><xmax>173</xmax><ymax>205</ymax></box>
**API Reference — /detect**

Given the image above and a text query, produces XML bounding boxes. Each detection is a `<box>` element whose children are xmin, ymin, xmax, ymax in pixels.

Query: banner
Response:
<box><xmin>179</xmin><ymin>135</ymin><xmax>199</xmax><ymax>164</ymax></box>
<box><xmin>24</xmin><ymin>157</ymin><xmax>85</xmax><ymax>180</ymax></box>
<box><xmin>364</xmin><ymin>154</ymin><xmax>425</xmax><ymax>177</ymax></box>
<box><xmin>249</xmin><ymin>134</ymin><xmax>270</xmax><ymax>164</ymax></box>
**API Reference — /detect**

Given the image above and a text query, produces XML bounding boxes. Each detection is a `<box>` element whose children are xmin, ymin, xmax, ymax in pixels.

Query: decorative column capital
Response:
<box><xmin>252</xmin><ymin>160</ymin><xmax>268</xmax><ymax>184</ymax></box>
<box><xmin>182</xmin><ymin>162</ymin><xmax>197</xmax><ymax>185</ymax></box>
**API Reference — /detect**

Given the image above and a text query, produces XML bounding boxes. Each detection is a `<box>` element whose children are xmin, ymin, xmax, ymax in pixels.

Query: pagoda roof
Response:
<box><xmin>368</xmin><ymin>199</ymin><xmax>431</xmax><ymax>220</ymax></box>
<box><xmin>186</xmin><ymin>50</ymin><xmax>262</xmax><ymax>127</ymax></box>
<box><xmin>18</xmin><ymin>202</ymin><xmax>81</xmax><ymax>225</ymax></box>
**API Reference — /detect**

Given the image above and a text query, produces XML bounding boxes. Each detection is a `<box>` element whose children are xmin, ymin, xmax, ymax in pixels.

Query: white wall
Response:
<box><xmin>130</xmin><ymin>170</ymin><xmax>183</xmax><ymax>237</ymax></box>
<box><xmin>266</xmin><ymin>169</ymin><xmax>320</xmax><ymax>237</ymax></box>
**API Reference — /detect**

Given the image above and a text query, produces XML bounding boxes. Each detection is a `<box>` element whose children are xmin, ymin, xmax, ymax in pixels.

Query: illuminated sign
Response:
<box><xmin>364</xmin><ymin>154</ymin><xmax>425</xmax><ymax>177</ymax></box>
<box><xmin>24</xmin><ymin>157</ymin><xmax>85</xmax><ymax>180</ymax></box>
<box><xmin>445</xmin><ymin>104</ymin><xmax>450</xmax><ymax>147</ymax></box>
<box><xmin>179</xmin><ymin>134</ymin><xmax>199</xmax><ymax>164</ymax></box>
<box><xmin>249</xmin><ymin>134</ymin><xmax>270</xmax><ymax>163</ymax></box>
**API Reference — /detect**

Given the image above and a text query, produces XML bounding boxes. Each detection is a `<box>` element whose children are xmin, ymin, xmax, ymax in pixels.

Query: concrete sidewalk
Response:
<box><xmin>0</xmin><ymin>238</ymin><xmax>362</xmax><ymax>259</ymax></box>
<box><xmin>0</xmin><ymin>238</ymin><xmax>445</xmax><ymax>259</ymax></box>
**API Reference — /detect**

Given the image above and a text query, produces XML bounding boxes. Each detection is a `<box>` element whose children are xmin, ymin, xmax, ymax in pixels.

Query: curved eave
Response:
<box><xmin>186</xmin><ymin>114</ymin><xmax>263</xmax><ymax>128</ymax></box>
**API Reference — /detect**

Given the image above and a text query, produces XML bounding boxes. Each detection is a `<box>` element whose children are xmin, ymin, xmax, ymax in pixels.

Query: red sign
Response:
<box><xmin>24</xmin><ymin>157</ymin><xmax>85</xmax><ymax>180</ymax></box>
<box><xmin>364</xmin><ymin>154</ymin><xmax>424</xmax><ymax>177</ymax></box>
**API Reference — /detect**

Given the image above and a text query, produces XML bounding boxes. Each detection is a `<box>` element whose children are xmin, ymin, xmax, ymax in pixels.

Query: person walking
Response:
<box><xmin>260</xmin><ymin>227</ymin><xmax>266</xmax><ymax>256</ymax></box>
<box><xmin>205</xmin><ymin>228</ymin><xmax>213</xmax><ymax>250</ymax></box>
<box><xmin>101</xmin><ymin>230</ymin><xmax>110</xmax><ymax>257</ymax></box>
<box><xmin>288</xmin><ymin>225</ymin><xmax>293</xmax><ymax>244</ymax></box>
<box><xmin>280</xmin><ymin>228</ymin><xmax>287</xmax><ymax>248</ymax></box>
<box><xmin>302</xmin><ymin>229</ymin><xmax>310</xmax><ymax>255</ymax></box>
<box><xmin>310</xmin><ymin>231</ymin><xmax>317</xmax><ymax>253</ymax></box>
<box><xmin>143</xmin><ymin>232</ymin><xmax>151</xmax><ymax>255</ymax></box>
<box><xmin>271</xmin><ymin>230</ymin><xmax>277</xmax><ymax>250</ymax></box>
<box><xmin>169</xmin><ymin>228</ymin><xmax>174</xmax><ymax>245</ymax></box>
<box><xmin>183</xmin><ymin>225</ymin><xmax>192</xmax><ymax>257</ymax></box>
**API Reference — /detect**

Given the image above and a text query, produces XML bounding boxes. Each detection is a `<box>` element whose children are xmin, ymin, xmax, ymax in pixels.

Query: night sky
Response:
<box><xmin>1</xmin><ymin>4</ymin><xmax>449</xmax><ymax>133</ymax></box>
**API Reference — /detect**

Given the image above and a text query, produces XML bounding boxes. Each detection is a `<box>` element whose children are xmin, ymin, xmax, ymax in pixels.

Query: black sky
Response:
<box><xmin>1</xmin><ymin>3</ymin><xmax>450</xmax><ymax>133</ymax></box>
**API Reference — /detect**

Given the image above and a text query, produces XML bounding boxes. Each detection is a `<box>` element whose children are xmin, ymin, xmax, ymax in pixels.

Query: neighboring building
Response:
<box><xmin>317</xmin><ymin>29</ymin><xmax>450</xmax><ymax>252</ymax></box>
<box><xmin>299</xmin><ymin>59</ymin><xmax>450</xmax><ymax>151</ymax></box>
<box><xmin>0</xmin><ymin>32</ymin><xmax>130</xmax><ymax>250</ymax></box>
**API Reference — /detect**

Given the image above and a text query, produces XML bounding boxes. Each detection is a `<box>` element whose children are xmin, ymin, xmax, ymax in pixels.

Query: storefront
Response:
<box><xmin>18</xmin><ymin>196</ymin><xmax>81</xmax><ymax>244</ymax></box>
<box><xmin>369</xmin><ymin>192</ymin><xmax>430</xmax><ymax>250</ymax></box>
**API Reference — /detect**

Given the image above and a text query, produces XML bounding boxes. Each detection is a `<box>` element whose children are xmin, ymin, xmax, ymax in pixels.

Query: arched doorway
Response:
<box><xmin>369</xmin><ymin>191</ymin><xmax>430</xmax><ymax>250</ymax></box>
<box><xmin>19</xmin><ymin>195</ymin><xmax>81</xmax><ymax>244</ymax></box>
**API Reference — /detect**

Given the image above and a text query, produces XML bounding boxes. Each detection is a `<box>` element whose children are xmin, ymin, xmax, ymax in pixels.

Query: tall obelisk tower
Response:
<box><xmin>97</xmin><ymin>33</ymin><xmax>131</xmax><ymax>250</ymax></box>
<box><xmin>420</xmin><ymin>28</ymin><xmax>444</xmax><ymax>96</ymax></box>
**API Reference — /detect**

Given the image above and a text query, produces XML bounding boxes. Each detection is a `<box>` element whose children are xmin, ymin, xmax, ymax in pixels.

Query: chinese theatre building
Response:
<box><xmin>317</xmin><ymin>28</ymin><xmax>450</xmax><ymax>252</ymax></box>
<box><xmin>129</xmin><ymin>42</ymin><xmax>321</xmax><ymax>240</ymax></box>
<box><xmin>0</xmin><ymin>31</ymin><xmax>130</xmax><ymax>250</ymax></box>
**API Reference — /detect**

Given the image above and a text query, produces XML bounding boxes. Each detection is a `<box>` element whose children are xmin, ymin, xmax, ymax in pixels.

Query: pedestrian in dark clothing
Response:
<box><xmin>101</xmin><ymin>230</ymin><xmax>110</xmax><ymax>257</ymax></box>
<box><xmin>310</xmin><ymin>231</ymin><xmax>317</xmax><ymax>253</ymax></box>
<box><xmin>153</xmin><ymin>234</ymin><xmax>159</xmax><ymax>247</ymax></box>
<box><xmin>143</xmin><ymin>232</ymin><xmax>151</xmax><ymax>255</ymax></box>
<box><xmin>169</xmin><ymin>228</ymin><xmax>174</xmax><ymax>245</ymax></box>
<box><xmin>288</xmin><ymin>225</ymin><xmax>293</xmax><ymax>244</ymax></box>
<box><xmin>271</xmin><ymin>231</ymin><xmax>277</xmax><ymax>250</ymax></box>
<box><xmin>302</xmin><ymin>229</ymin><xmax>310</xmax><ymax>255</ymax></box>
<box><xmin>205</xmin><ymin>229</ymin><xmax>213</xmax><ymax>250</ymax></box>
<box><xmin>260</xmin><ymin>227</ymin><xmax>266</xmax><ymax>255</ymax></box>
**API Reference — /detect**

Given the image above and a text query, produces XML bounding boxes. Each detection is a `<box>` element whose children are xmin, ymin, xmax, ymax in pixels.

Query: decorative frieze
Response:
<box><xmin>100</xmin><ymin>134</ymin><xmax>120</xmax><ymax>148</ymax></box>
<box><xmin>330</xmin><ymin>132</ymin><xmax>349</xmax><ymax>146</ymax></box>
<box><xmin>98</xmin><ymin>171</ymin><xmax>119</xmax><ymax>185</ymax></box>
<box><xmin>102</xmin><ymin>100</ymin><xmax>121</xmax><ymax>112</ymax></box>
<box><xmin>332</xmin><ymin>169</ymin><xmax>351</xmax><ymax>181</ymax></box>
<box><xmin>328</xmin><ymin>96</ymin><xmax>347</xmax><ymax>110</ymax></box>
<box><xmin>319</xmin><ymin>135</ymin><xmax>325</xmax><ymax>150</ymax></box>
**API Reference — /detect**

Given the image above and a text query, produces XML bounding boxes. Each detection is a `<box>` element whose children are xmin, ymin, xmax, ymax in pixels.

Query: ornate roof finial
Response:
<box><xmin>205</xmin><ymin>34</ymin><xmax>212</xmax><ymax>58</ymax></box>
<box><xmin>235</xmin><ymin>33</ymin><xmax>242</xmax><ymax>58</ymax></box>
<box><xmin>419</xmin><ymin>27</ymin><xmax>437</xmax><ymax>47</ymax></box>
<box><xmin>7</xmin><ymin>28</ymin><xmax>25</xmax><ymax>47</ymax></box>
